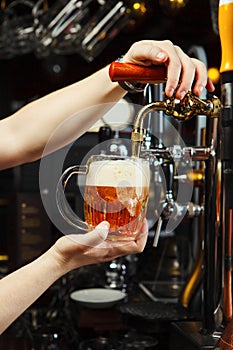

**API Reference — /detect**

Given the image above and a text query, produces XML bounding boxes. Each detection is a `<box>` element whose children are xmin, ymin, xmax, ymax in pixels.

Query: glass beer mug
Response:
<box><xmin>56</xmin><ymin>154</ymin><xmax>150</xmax><ymax>242</ymax></box>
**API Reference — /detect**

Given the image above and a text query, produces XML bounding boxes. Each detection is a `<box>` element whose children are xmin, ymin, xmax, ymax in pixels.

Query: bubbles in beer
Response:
<box><xmin>84</xmin><ymin>158</ymin><xmax>150</xmax><ymax>240</ymax></box>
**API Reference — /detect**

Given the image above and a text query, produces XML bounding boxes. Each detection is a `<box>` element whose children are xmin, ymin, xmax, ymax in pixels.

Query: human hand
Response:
<box><xmin>50</xmin><ymin>220</ymin><xmax>148</xmax><ymax>274</ymax></box>
<box><xmin>122</xmin><ymin>40</ymin><xmax>215</xmax><ymax>100</ymax></box>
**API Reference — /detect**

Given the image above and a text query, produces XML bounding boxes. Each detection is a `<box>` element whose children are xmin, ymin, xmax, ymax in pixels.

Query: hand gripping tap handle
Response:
<box><xmin>109</xmin><ymin>62</ymin><xmax>167</xmax><ymax>83</ymax></box>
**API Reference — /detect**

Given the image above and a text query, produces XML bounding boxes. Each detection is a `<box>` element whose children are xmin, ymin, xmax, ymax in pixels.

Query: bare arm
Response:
<box><xmin>0</xmin><ymin>221</ymin><xmax>148</xmax><ymax>334</ymax></box>
<box><xmin>0</xmin><ymin>66</ymin><xmax>124</xmax><ymax>169</ymax></box>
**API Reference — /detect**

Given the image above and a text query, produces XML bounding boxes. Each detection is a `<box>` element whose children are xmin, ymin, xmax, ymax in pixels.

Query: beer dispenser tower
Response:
<box><xmin>108</xmin><ymin>0</ymin><xmax>233</xmax><ymax>348</ymax></box>
<box><xmin>214</xmin><ymin>0</ymin><xmax>233</xmax><ymax>349</ymax></box>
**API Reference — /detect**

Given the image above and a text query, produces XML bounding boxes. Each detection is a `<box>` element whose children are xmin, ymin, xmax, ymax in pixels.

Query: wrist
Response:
<box><xmin>48</xmin><ymin>236</ymin><xmax>85</xmax><ymax>275</ymax></box>
<box><xmin>46</xmin><ymin>243</ymin><xmax>73</xmax><ymax>277</ymax></box>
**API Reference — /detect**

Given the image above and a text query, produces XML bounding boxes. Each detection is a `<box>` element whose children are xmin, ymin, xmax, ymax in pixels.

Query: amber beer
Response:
<box><xmin>84</xmin><ymin>158</ymin><xmax>150</xmax><ymax>241</ymax></box>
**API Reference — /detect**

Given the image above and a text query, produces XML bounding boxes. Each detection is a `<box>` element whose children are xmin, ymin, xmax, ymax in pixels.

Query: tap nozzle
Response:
<box><xmin>131</xmin><ymin>127</ymin><xmax>146</xmax><ymax>158</ymax></box>
<box><xmin>131</xmin><ymin>127</ymin><xmax>145</xmax><ymax>143</ymax></box>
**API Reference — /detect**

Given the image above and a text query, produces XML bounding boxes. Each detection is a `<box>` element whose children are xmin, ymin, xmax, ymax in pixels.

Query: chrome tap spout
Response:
<box><xmin>131</xmin><ymin>92</ymin><xmax>222</xmax><ymax>157</ymax></box>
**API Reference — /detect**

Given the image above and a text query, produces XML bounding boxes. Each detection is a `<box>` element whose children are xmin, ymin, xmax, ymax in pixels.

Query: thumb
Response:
<box><xmin>68</xmin><ymin>221</ymin><xmax>110</xmax><ymax>247</ymax></box>
<box><xmin>90</xmin><ymin>221</ymin><xmax>110</xmax><ymax>241</ymax></box>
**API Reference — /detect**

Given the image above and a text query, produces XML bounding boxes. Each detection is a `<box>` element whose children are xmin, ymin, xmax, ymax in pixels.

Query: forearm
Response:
<box><xmin>0</xmin><ymin>247</ymin><xmax>68</xmax><ymax>334</ymax></box>
<box><xmin>0</xmin><ymin>65</ymin><xmax>126</xmax><ymax>169</ymax></box>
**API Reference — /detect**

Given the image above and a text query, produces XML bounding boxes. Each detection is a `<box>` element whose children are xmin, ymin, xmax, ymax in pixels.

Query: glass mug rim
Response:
<box><xmin>85</xmin><ymin>154</ymin><xmax>149</xmax><ymax>161</ymax></box>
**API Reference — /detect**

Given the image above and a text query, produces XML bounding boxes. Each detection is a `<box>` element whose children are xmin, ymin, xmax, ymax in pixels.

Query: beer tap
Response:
<box><xmin>109</xmin><ymin>62</ymin><xmax>222</xmax><ymax>244</ymax></box>
<box><xmin>130</xmin><ymin>91</ymin><xmax>221</xmax><ymax>158</ymax></box>
<box><xmin>109</xmin><ymin>62</ymin><xmax>223</xmax><ymax>336</ymax></box>
<box><xmin>109</xmin><ymin>61</ymin><xmax>222</xmax><ymax>155</ymax></box>
<box><xmin>110</xmin><ymin>62</ymin><xmax>221</xmax><ymax>121</ymax></box>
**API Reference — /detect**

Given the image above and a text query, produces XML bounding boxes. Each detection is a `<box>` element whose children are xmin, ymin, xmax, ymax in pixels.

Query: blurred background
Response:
<box><xmin>0</xmin><ymin>0</ymin><xmax>221</xmax><ymax>117</ymax></box>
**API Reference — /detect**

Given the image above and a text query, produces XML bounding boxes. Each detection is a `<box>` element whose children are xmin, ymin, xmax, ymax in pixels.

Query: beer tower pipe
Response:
<box><xmin>216</xmin><ymin>0</ymin><xmax>233</xmax><ymax>348</ymax></box>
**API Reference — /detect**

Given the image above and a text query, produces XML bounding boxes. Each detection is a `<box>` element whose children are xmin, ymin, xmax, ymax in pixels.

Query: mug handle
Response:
<box><xmin>56</xmin><ymin>165</ymin><xmax>88</xmax><ymax>231</ymax></box>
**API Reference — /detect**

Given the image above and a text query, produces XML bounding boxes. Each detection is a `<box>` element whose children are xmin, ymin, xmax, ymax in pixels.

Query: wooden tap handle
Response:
<box><xmin>109</xmin><ymin>62</ymin><xmax>167</xmax><ymax>83</ymax></box>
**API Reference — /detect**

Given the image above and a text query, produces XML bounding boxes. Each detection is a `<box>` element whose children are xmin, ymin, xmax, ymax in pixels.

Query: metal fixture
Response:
<box><xmin>109</xmin><ymin>60</ymin><xmax>224</xmax><ymax>339</ymax></box>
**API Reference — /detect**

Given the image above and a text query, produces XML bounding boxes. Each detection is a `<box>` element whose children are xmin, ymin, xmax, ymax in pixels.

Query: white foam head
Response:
<box><xmin>86</xmin><ymin>159</ymin><xmax>150</xmax><ymax>187</ymax></box>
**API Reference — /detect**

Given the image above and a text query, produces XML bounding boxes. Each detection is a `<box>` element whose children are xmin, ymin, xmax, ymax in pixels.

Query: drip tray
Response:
<box><xmin>118</xmin><ymin>301</ymin><xmax>190</xmax><ymax>322</ymax></box>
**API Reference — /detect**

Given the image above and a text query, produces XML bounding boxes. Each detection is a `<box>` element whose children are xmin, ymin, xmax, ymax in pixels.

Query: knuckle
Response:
<box><xmin>163</xmin><ymin>39</ymin><xmax>173</xmax><ymax>47</ymax></box>
<box><xmin>169</xmin><ymin>78</ymin><xmax>180</xmax><ymax>87</ymax></box>
<box><xmin>194</xmin><ymin>59</ymin><xmax>206</xmax><ymax>69</ymax></box>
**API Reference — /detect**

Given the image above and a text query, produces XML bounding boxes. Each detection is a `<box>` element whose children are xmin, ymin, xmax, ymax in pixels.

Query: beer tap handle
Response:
<box><xmin>109</xmin><ymin>62</ymin><xmax>167</xmax><ymax>84</ymax></box>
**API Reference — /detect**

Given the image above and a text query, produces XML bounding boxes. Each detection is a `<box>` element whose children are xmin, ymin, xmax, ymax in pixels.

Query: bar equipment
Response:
<box><xmin>0</xmin><ymin>0</ymin><xmax>132</xmax><ymax>59</ymax></box>
<box><xmin>109</xmin><ymin>54</ymin><xmax>223</xmax><ymax>347</ymax></box>
<box><xmin>213</xmin><ymin>0</ymin><xmax>233</xmax><ymax>349</ymax></box>
<box><xmin>75</xmin><ymin>0</ymin><xmax>130</xmax><ymax>62</ymax></box>
<box><xmin>32</xmin><ymin>0</ymin><xmax>95</xmax><ymax>57</ymax></box>
<box><xmin>0</xmin><ymin>0</ymin><xmax>35</xmax><ymax>58</ymax></box>
<box><xmin>78</xmin><ymin>337</ymin><xmax>124</xmax><ymax>350</ymax></box>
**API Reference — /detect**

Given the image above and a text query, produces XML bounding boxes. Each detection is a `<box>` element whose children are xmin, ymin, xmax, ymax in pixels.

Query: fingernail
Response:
<box><xmin>198</xmin><ymin>85</ymin><xmax>204</xmax><ymax>94</ymax></box>
<box><xmin>156</xmin><ymin>51</ymin><xmax>166</xmax><ymax>60</ymax></box>
<box><xmin>97</xmin><ymin>221</ymin><xmax>110</xmax><ymax>230</ymax></box>
<box><xmin>166</xmin><ymin>87</ymin><xmax>175</xmax><ymax>97</ymax></box>
<box><xmin>179</xmin><ymin>91</ymin><xmax>186</xmax><ymax>100</ymax></box>
<box><xmin>96</xmin><ymin>221</ymin><xmax>110</xmax><ymax>240</ymax></box>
